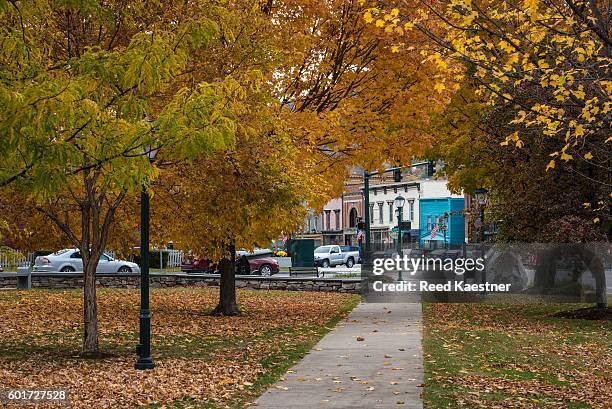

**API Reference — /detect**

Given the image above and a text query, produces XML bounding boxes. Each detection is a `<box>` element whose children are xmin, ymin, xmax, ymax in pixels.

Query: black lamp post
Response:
<box><xmin>135</xmin><ymin>146</ymin><xmax>158</xmax><ymax>370</ymax></box>
<box><xmin>394</xmin><ymin>195</ymin><xmax>406</xmax><ymax>281</ymax></box>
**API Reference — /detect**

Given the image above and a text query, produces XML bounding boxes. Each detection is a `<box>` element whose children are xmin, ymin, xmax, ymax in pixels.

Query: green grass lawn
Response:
<box><xmin>422</xmin><ymin>303</ymin><xmax>612</xmax><ymax>408</ymax></box>
<box><xmin>0</xmin><ymin>288</ymin><xmax>359</xmax><ymax>408</ymax></box>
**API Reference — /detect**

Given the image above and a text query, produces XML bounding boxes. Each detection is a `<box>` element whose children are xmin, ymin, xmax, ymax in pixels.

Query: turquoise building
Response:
<box><xmin>419</xmin><ymin>198</ymin><xmax>465</xmax><ymax>248</ymax></box>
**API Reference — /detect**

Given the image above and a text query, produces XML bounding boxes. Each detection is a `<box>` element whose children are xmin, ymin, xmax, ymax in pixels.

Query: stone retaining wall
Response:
<box><xmin>0</xmin><ymin>273</ymin><xmax>361</xmax><ymax>293</ymax></box>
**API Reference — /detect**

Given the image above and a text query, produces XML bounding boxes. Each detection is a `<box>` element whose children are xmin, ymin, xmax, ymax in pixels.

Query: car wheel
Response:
<box><xmin>118</xmin><ymin>266</ymin><xmax>132</xmax><ymax>273</ymax></box>
<box><xmin>322</xmin><ymin>259</ymin><xmax>330</xmax><ymax>268</ymax></box>
<box><xmin>60</xmin><ymin>266</ymin><xmax>75</xmax><ymax>272</ymax></box>
<box><xmin>346</xmin><ymin>258</ymin><xmax>354</xmax><ymax>268</ymax></box>
<box><xmin>259</xmin><ymin>264</ymin><xmax>273</xmax><ymax>276</ymax></box>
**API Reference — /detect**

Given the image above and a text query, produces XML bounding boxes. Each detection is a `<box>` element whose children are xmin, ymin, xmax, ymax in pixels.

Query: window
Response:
<box><xmin>349</xmin><ymin>208</ymin><xmax>358</xmax><ymax>228</ymax></box>
<box><xmin>388</xmin><ymin>202</ymin><xmax>394</xmax><ymax>223</ymax></box>
<box><xmin>409</xmin><ymin>201</ymin><xmax>414</xmax><ymax>221</ymax></box>
<box><xmin>325</xmin><ymin>210</ymin><xmax>331</xmax><ymax>230</ymax></box>
<box><xmin>427</xmin><ymin>216</ymin><xmax>431</xmax><ymax>231</ymax></box>
<box><xmin>70</xmin><ymin>251</ymin><xmax>81</xmax><ymax>259</ymax></box>
<box><xmin>334</xmin><ymin>210</ymin><xmax>340</xmax><ymax>230</ymax></box>
<box><xmin>100</xmin><ymin>254</ymin><xmax>110</xmax><ymax>261</ymax></box>
<box><xmin>369</xmin><ymin>204</ymin><xmax>375</xmax><ymax>223</ymax></box>
<box><xmin>378</xmin><ymin>202</ymin><xmax>384</xmax><ymax>223</ymax></box>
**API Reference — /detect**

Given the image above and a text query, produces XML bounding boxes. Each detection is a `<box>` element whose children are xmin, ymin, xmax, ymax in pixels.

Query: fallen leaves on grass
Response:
<box><xmin>423</xmin><ymin>304</ymin><xmax>612</xmax><ymax>408</ymax></box>
<box><xmin>0</xmin><ymin>288</ymin><xmax>357</xmax><ymax>408</ymax></box>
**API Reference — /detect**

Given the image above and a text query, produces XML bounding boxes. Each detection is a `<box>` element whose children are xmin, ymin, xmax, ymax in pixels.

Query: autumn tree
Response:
<box><xmin>267</xmin><ymin>0</ymin><xmax>444</xmax><ymax>193</ymax></box>
<box><xmin>430</xmin><ymin>82</ymin><xmax>608</xmax><ymax>241</ymax></box>
<box><xmin>0</xmin><ymin>0</ymin><xmax>251</xmax><ymax>356</ymax></box>
<box><xmin>366</xmin><ymin>0</ymin><xmax>611</xmax><ymax>226</ymax></box>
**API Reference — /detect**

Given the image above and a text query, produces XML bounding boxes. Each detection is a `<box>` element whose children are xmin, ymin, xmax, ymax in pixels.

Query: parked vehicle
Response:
<box><xmin>341</xmin><ymin>245</ymin><xmax>362</xmax><ymax>264</ymax></box>
<box><xmin>314</xmin><ymin>245</ymin><xmax>360</xmax><ymax>268</ymax></box>
<box><xmin>33</xmin><ymin>249</ymin><xmax>140</xmax><ymax>273</ymax></box>
<box><xmin>180</xmin><ymin>256</ymin><xmax>215</xmax><ymax>274</ymax></box>
<box><xmin>181</xmin><ymin>252</ymin><xmax>279</xmax><ymax>276</ymax></box>
<box><xmin>235</xmin><ymin>250</ymin><xmax>279</xmax><ymax>276</ymax></box>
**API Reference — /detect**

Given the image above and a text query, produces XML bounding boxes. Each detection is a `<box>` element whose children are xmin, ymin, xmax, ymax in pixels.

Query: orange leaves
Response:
<box><xmin>0</xmin><ymin>288</ymin><xmax>358</xmax><ymax>408</ymax></box>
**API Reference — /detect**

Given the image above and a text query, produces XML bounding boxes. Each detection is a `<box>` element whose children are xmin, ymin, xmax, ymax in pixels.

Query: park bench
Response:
<box><xmin>289</xmin><ymin>266</ymin><xmax>321</xmax><ymax>277</ymax></box>
<box><xmin>1</xmin><ymin>267</ymin><xmax>32</xmax><ymax>289</ymax></box>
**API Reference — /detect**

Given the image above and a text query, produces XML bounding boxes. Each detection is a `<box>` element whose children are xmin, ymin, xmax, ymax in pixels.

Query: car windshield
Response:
<box><xmin>315</xmin><ymin>246</ymin><xmax>332</xmax><ymax>254</ymax></box>
<box><xmin>52</xmin><ymin>249</ymin><xmax>72</xmax><ymax>256</ymax></box>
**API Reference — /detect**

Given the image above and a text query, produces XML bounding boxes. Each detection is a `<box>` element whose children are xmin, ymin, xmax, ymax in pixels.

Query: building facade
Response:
<box><xmin>296</xmin><ymin>162</ymin><xmax>464</xmax><ymax>249</ymax></box>
<box><xmin>321</xmin><ymin>198</ymin><xmax>343</xmax><ymax>245</ymax></box>
<box><xmin>341</xmin><ymin>172</ymin><xmax>365</xmax><ymax>245</ymax></box>
<box><xmin>419</xmin><ymin>197</ymin><xmax>465</xmax><ymax>248</ymax></box>
<box><xmin>365</xmin><ymin>179</ymin><xmax>463</xmax><ymax>245</ymax></box>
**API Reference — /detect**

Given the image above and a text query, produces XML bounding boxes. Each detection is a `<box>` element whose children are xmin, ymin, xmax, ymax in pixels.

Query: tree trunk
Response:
<box><xmin>81</xmin><ymin>256</ymin><xmax>100</xmax><ymax>357</ymax></box>
<box><xmin>212</xmin><ymin>243</ymin><xmax>241</xmax><ymax>316</ymax></box>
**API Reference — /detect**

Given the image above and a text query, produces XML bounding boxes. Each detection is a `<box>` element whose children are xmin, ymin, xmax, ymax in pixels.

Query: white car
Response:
<box><xmin>34</xmin><ymin>249</ymin><xmax>140</xmax><ymax>273</ymax></box>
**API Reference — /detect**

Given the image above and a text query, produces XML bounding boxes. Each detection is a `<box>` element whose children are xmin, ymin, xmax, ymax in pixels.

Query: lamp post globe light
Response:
<box><xmin>393</xmin><ymin>195</ymin><xmax>406</xmax><ymax>210</ymax></box>
<box><xmin>135</xmin><ymin>145</ymin><xmax>158</xmax><ymax>370</ymax></box>
<box><xmin>394</xmin><ymin>195</ymin><xmax>405</xmax><ymax>281</ymax></box>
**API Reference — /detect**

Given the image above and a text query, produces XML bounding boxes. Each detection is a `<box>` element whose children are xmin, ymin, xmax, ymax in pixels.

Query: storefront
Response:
<box><xmin>419</xmin><ymin>198</ymin><xmax>465</xmax><ymax>248</ymax></box>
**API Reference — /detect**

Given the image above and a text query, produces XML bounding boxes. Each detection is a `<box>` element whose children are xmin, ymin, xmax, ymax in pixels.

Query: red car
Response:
<box><xmin>181</xmin><ymin>254</ymin><xmax>279</xmax><ymax>276</ymax></box>
<box><xmin>180</xmin><ymin>256</ymin><xmax>215</xmax><ymax>274</ymax></box>
<box><xmin>235</xmin><ymin>254</ymin><xmax>279</xmax><ymax>276</ymax></box>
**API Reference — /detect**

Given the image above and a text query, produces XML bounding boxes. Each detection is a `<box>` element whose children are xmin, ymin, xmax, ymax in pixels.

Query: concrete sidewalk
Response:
<box><xmin>250</xmin><ymin>303</ymin><xmax>423</xmax><ymax>409</ymax></box>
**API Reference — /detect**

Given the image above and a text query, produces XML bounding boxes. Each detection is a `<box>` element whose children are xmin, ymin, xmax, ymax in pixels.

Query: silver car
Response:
<box><xmin>34</xmin><ymin>249</ymin><xmax>140</xmax><ymax>273</ymax></box>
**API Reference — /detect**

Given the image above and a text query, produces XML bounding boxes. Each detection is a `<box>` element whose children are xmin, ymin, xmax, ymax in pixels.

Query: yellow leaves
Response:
<box><xmin>498</xmin><ymin>40</ymin><xmax>515</xmax><ymax>53</ymax></box>
<box><xmin>546</xmin><ymin>159</ymin><xmax>556</xmax><ymax>171</ymax></box>
<box><xmin>584</xmin><ymin>152</ymin><xmax>593</xmax><ymax>160</ymax></box>
<box><xmin>593</xmin><ymin>217</ymin><xmax>600</xmax><ymax>224</ymax></box>
<box><xmin>537</xmin><ymin>59</ymin><xmax>549</xmax><ymax>69</ymax></box>
<box><xmin>375</xmin><ymin>19</ymin><xmax>385</xmax><ymax>28</ymax></box>
<box><xmin>571</xmin><ymin>85</ymin><xmax>585</xmax><ymax>100</ymax></box>
<box><xmin>501</xmin><ymin>131</ymin><xmax>523</xmax><ymax>148</ymax></box>
<box><xmin>523</xmin><ymin>0</ymin><xmax>539</xmax><ymax>20</ymax></box>
<box><xmin>506</xmin><ymin>52</ymin><xmax>519</xmax><ymax>67</ymax></box>
<box><xmin>510</xmin><ymin>110</ymin><xmax>527</xmax><ymax>124</ymax></box>
<box><xmin>404</xmin><ymin>22</ymin><xmax>414</xmax><ymax>31</ymax></box>
<box><xmin>560</xmin><ymin>144</ymin><xmax>573</xmax><ymax>161</ymax></box>
<box><xmin>391</xmin><ymin>45</ymin><xmax>400</xmax><ymax>53</ymax></box>
<box><xmin>574</xmin><ymin>124</ymin><xmax>585</xmax><ymax>137</ymax></box>
<box><xmin>434</xmin><ymin>82</ymin><xmax>446</xmax><ymax>93</ymax></box>
<box><xmin>363</xmin><ymin>12</ymin><xmax>374</xmax><ymax>24</ymax></box>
